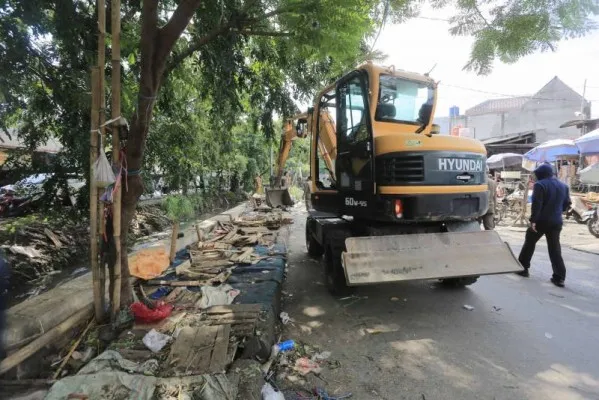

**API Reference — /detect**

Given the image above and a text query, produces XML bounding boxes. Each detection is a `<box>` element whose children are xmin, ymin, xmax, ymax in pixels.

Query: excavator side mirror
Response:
<box><xmin>418</xmin><ymin>103</ymin><xmax>433</xmax><ymax>125</ymax></box>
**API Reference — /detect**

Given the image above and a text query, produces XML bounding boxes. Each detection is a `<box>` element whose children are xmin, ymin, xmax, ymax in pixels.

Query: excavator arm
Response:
<box><xmin>266</xmin><ymin>110</ymin><xmax>337</xmax><ymax>207</ymax></box>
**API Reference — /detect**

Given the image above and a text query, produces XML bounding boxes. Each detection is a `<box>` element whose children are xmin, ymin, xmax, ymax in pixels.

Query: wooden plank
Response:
<box><xmin>209</xmin><ymin>324</ymin><xmax>231</xmax><ymax>373</ymax></box>
<box><xmin>206</xmin><ymin>304</ymin><xmax>262</xmax><ymax>314</ymax></box>
<box><xmin>44</xmin><ymin>228</ymin><xmax>63</xmax><ymax>248</ymax></box>
<box><xmin>166</xmin><ymin>324</ymin><xmax>230</xmax><ymax>375</ymax></box>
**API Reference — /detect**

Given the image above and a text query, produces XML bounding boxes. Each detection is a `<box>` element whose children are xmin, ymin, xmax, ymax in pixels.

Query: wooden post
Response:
<box><xmin>170</xmin><ymin>222</ymin><xmax>179</xmax><ymax>263</ymax></box>
<box><xmin>89</xmin><ymin>67</ymin><xmax>103</xmax><ymax>323</ymax></box>
<box><xmin>97</xmin><ymin>0</ymin><xmax>107</xmax><ymax>316</ymax></box>
<box><xmin>513</xmin><ymin>175</ymin><xmax>531</xmax><ymax>227</ymax></box>
<box><xmin>111</xmin><ymin>0</ymin><xmax>122</xmax><ymax>319</ymax></box>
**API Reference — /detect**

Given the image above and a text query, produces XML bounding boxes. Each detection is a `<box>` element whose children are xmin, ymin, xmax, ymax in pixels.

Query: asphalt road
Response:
<box><xmin>281</xmin><ymin>210</ymin><xmax>599</xmax><ymax>400</ymax></box>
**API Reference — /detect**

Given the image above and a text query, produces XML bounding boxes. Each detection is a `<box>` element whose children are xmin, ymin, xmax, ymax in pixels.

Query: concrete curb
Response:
<box><xmin>4</xmin><ymin>203</ymin><xmax>249</xmax><ymax>350</ymax></box>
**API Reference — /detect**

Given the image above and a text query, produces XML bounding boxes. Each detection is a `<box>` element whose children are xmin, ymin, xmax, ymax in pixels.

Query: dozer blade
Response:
<box><xmin>342</xmin><ymin>230</ymin><xmax>523</xmax><ymax>285</ymax></box>
<box><xmin>265</xmin><ymin>187</ymin><xmax>294</xmax><ymax>208</ymax></box>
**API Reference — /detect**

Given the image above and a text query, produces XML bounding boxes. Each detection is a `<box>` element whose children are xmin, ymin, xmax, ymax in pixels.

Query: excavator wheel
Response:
<box><xmin>440</xmin><ymin>276</ymin><xmax>479</xmax><ymax>288</ymax></box>
<box><xmin>306</xmin><ymin>223</ymin><xmax>324</xmax><ymax>258</ymax></box>
<box><xmin>323</xmin><ymin>241</ymin><xmax>354</xmax><ymax>297</ymax></box>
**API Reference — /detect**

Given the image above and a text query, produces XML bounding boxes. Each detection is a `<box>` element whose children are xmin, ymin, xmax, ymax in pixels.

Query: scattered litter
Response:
<box><xmin>364</xmin><ymin>325</ymin><xmax>399</xmax><ymax>335</ymax></box>
<box><xmin>197</xmin><ymin>284</ymin><xmax>240</xmax><ymax>308</ymax></box>
<box><xmin>294</xmin><ymin>357</ymin><xmax>322</xmax><ymax>375</ymax></box>
<box><xmin>549</xmin><ymin>293</ymin><xmax>565</xmax><ymax>298</ymax></box>
<box><xmin>275</xmin><ymin>340</ymin><xmax>295</xmax><ymax>353</ymax></box>
<box><xmin>545</xmin><ymin>332</ymin><xmax>553</xmax><ymax>339</ymax></box>
<box><xmin>492</xmin><ymin>306</ymin><xmax>502</xmax><ymax>312</ymax></box>
<box><xmin>403</xmin><ymin>298</ymin><xmax>407</xmax><ymax>302</ymax></box>
<box><xmin>390</xmin><ymin>297</ymin><xmax>399</xmax><ymax>301</ymax></box>
<box><xmin>313</xmin><ymin>388</ymin><xmax>353</xmax><ymax>399</ymax></box>
<box><xmin>463</xmin><ymin>304</ymin><xmax>474</xmax><ymax>311</ymax></box>
<box><xmin>142</xmin><ymin>329</ymin><xmax>171</xmax><ymax>353</ymax></box>
<box><xmin>262</xmin><ymin>382</ymin><xmax>285</xmax><ymax>400</ymax></box>
<box><xmin>280</xmin><ymin>312</ymin><xmax>291</xmax><ymax>325</ymax></box>
<box><xmin>130</xmin><ymin>301</ymin><xmax>173</xmax><ymax>323</ymax></box>
<box><xmin>9</xmin><ymin>245</ymin><xmax>42</xmax><ymax>259</ymax></box>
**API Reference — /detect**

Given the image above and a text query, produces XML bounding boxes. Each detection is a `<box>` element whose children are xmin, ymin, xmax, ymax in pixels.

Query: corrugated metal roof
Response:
<box><xmin>0</xmin><ymin>129</ymin><xmax>62</xmax><ymax>153</ymax></box>
<box><xmin>465</xmin><ymin>96</ymin><xmax>531</xmax><ymax>116</ymax></box>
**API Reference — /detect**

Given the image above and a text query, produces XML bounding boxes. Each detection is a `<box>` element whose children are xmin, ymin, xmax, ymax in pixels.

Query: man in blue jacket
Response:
<box><xmin>517</xmin><ymin>163</ymin><xmax>571</xmax><ymax>287</ymax></box>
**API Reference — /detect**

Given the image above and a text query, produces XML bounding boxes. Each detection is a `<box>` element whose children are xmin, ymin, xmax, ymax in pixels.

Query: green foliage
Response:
<box><xmin>163</xmin><ymin>194</ymin><xmax>195</xmax><ymax>222</ymax></box>
<box><xmin>444</xmin><ymin>0</ymin><xmax>599</xmax><ymax>74</ymax></box>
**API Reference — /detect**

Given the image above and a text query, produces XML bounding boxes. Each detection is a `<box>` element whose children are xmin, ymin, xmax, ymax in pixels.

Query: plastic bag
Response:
<box><xmin>261</xmin><ymin>383</ymin><xmax>285</xmax><ymax>400</ymax></box>
<box><xmin>93</xmin><ymin>148</ymin><xmax>116</xmax><ymax>187</ymax></box>
<box><xmin>142</xmin><ymin>329</ymin><xmax>171</xmax><ymax>353</ymax></box>
<box><xmin>130</xmin><ymin>301</ymin><xmax>173</xmax><ymax>323</ymax></box>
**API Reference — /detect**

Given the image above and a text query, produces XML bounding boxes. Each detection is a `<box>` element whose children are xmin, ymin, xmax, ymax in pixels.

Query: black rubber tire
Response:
<box><xmin>573</xmin><ymin>213</ymin><xmax>584</xmax><ymax>224</ymax></box>
<box><xmin>323</xmin><ymin>245</ymin><xmax>354</xmax><ymax>297</ymax></box>
<box><xmin>588</xmin><ymin>214</ymin><xmax>599</xmax><ymax>238</ymax></box>
<box><xmin>306</xmin><ymin>223</ymin><xmax>324</xmax><ymax>258</ymax></box>
<box><xmin>440</xmin><ymin>276</ymin><xmax>479</xmax><ymax>287</ymax></box>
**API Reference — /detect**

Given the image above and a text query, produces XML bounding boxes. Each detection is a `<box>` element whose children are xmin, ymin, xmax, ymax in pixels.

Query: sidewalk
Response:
<box><xmin>4</xmin><ymin>203</ymin><xmax>248</xmax><ymax>351</ymax></box>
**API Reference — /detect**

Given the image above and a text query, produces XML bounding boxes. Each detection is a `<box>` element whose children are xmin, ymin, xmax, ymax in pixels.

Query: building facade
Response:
<box><xmin>434</xmin><ymin>77</ymin><xmax>591</xmax><ymax>143</ymax></box>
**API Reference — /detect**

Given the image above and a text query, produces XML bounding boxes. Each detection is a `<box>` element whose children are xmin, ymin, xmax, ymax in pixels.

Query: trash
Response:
<box><xmin>390</xmin><ymin>297</ymin><xmax>399</xmax><ymax>301</ymax></box>
<box><xmin>275</xmin><ymin>340</ymin><xmax>295</xmax><ymax>353</ymax></box>
<box><xmin>463</xmin><ymin>304</ymin><xmax>474</xmax><ymax>311</ymax></box>
<box><xmin>9</xmin><ymin>245</ymin><xmax>42</xmax><ymax>259</ymax></box>
<box><xmin>312</xmin><ymin>351</ymin><xmax>331</xmax><ymax>361</ymax></box>
<box><xmin>293</xmin><ymin>357</ymin><xmax>322</xmax><ymax>375</ymax></box>
<box><xmin>142</xmin><ymin>329</ymin><xmax>171</xmax><ymax>353</ymax></box>
<box><xmin>314</xmin><ymin>388</ymin><xmax>353</xmax><ymax>399</ymax></box>
<box><xmin>261</xmin><ymin>382</ymin><xmax>285</xmax><ymax>400</ymax></box>
<box><xmin>280</xmin><ymin>312</ymin><xmax>291</xmax><ymax>325</ymax></box>
<box><xmin>492</xmin><ymin>306</ymin><xmax>502</xmax><ymax>312</ymax></box>
<box><xmin>545</xmin><ymin>332</ymin><xmax>553</xmax><ymax>339</ymax></box>
<box><xmin>197</xmin><ymin>284</ymin><xmax>240</xmax><ymax>308</ymax></box>
<box><xmin>130</xmin><ymin>301</ymin><xmax>174</xmax><ymax>323</ymax></box>
<box><xmin>363</xmin><ymin>324</ymin><xmax>399</xmax><ymax>334</ymax></box>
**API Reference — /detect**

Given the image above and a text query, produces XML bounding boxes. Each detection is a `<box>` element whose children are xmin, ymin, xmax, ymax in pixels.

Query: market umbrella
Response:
<box><xmin>487</xmin><ymin>153</ymin><xmax>524</xmax><ymax>169</ymax></box>
<box><xmin>524</xmin><ymin>139</ymin><xmax>579</xmax><ymax>162</ymax></box>
<box><xmin>574</xmin><ymin>128</ymin><xmax>599</xmax><ymax>155</ymax></box>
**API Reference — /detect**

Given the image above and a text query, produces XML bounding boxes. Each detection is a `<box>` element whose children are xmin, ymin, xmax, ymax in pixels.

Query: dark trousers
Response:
<box><xmin>481</xmin><ymin>213</ymin><xmax>495</xmax><ymax>230</ymax></box>
<box><xmin>518</xmin><ymin>224</ymin><xmax>566</xmax><ymax>281</ymax></box>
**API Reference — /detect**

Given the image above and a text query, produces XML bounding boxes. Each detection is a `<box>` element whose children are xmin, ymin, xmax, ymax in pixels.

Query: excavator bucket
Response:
<box><xmin>265</xmin><ymin>187</ymin><xmax>294</xmax><ymax>208</ymax></box>
<box><xmin>341</xmin><ymin>230</ymin><xmax>523</xmax><ymax>285</ymax></box>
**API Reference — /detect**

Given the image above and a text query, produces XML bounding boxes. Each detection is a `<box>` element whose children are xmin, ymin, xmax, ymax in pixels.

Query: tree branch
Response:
<box><xmin>156</xmin><ymin>0</ymin><xmax>203</xmax><ymax>64</ymax></box>
<box><xmin>238</xmin><ymin>29</ymin><xmax>294</xmax><ymax>37</ymax></box>
<box><xmin>140</xmin><ymin>0</ymin><xmax>160</xmax><ymax>92</ymax></box>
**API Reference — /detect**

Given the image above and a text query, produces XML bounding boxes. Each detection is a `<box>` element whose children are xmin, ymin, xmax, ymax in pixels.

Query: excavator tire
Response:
<box><xmin>306</xmin><ymin>223</ymin><xmax>324</xmax><ymax>258</ymax></box>
<box><xmin>440</xmin><ymin>276</ymin><xmax>479</xmax><ymax>287</ymax></box>
<box><xmin>323</xmin><ymin>233</ymin><xmax>354</xmax><ymax>297</ymax></box>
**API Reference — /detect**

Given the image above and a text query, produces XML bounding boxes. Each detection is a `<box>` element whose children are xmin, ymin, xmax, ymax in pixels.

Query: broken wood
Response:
<box><xmin>44</xmin><ymin>228</ymin><xmax>63</xmax><ymax>248</ymax></box>
<box><xmin>146</xmin><ymin>280</ymin><xmax>202</xmax><ymax>287</ymax></box>
<box><xmin>166</xmin><ymin>324</ymin><xmax>231</xmax><ymax>375</ymax></box>
<box><xmin>206</xmin><ymin>304</ymin><xmax>262</xmax><ymax>314</ymax></box>
<box><xmin>0</xmin><ymin>305</ymin><xmax>93</xmax><ymax>375</ymax></box>
<box><xmin>52</xmin><ymin>318</ymin><xmax>95</xmax><ymax>379</ymax></box>
<box><xmin>164</xmin><ymin>287</ymin><xmax>184</xmax><ymax>303</ymax></box>
<box><xmin>195</xmin><ymin>223</ymin><xmax>204</xmax><ymax>242</ymax></box>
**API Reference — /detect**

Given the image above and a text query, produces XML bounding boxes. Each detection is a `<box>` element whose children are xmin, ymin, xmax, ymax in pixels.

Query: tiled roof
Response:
<box><xmin>465</xmin><ymin>96</ymin><xmax>531</xmax><ymax>116</ymax></box>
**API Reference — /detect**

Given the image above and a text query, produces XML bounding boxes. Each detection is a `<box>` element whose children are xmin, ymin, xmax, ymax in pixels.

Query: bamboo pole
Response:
<box><xmin>52</xmin><ymin>318</ymin><xmax>95</xmax><ymax>379</ymax></box>
<box><xmin>0</xmin><ymin>306</ymin><xmax>93</xmax><ymax>375</ymax></box>
<box><xmin>170</xmin><ymin>222</ymin><xmax>179</xmax><ymax>262</ymax></box>
<box><xmin>97</xmin><ymin>0</ymin><xmax>107</xmax><ymax>317</ymax></box>
<box><xmin>110</xmin><ymin>0</ymin><xmax>122</xmax><ymax>319</ymax></box>
<box><xmin>89</xmin><ymin>67</ymin><xmax>103</xmax><ymax>323</ymax></box>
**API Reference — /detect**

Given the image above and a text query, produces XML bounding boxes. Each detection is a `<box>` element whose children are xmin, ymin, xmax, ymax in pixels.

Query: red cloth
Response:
<box><xmin>130</xmin><ymin>301</ymin><xmax>173</xmax><ymax>323</ymax></box>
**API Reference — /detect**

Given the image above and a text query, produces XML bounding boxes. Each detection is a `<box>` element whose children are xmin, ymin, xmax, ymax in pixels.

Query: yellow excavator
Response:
<box><xmin>269</xmin><ymin>62</ymin><xmax>523</xmax><ymax>295</ymax></box>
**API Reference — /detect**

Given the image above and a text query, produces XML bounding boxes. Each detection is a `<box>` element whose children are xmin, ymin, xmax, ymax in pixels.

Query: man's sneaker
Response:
<box><xmin>517</xmin><ymin>269</ymin><xmax>530</xmax><ymax>277</ymax></box>
<box><xmin>550</xmin><ymin>277</ymin><xmax>565</xmax><ymax>288</ymax></box>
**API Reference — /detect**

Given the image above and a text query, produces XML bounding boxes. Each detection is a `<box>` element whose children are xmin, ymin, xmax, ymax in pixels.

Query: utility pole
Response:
<box><xmin>580</xmin><ymin>79</ymin><xmax>587</xmax><ymax>136</ymax></box>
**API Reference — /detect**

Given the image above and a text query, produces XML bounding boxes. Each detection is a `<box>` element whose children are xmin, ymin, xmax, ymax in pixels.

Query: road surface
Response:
<box><xmin>280</xmin><ymin>210</ymin><xmax>599</xmax><ymax>400</ymax></box>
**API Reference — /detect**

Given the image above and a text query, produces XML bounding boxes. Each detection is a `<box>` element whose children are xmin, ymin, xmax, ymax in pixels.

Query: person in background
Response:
<box><xmin>303</xmin><ymin>176</ymin><xmax>312</xmax><ymax>211</ymax></box>
<box><xmin>280</xmin><ymin>171</ymin><xmax>289</xmax><ymax>188</ymax></box>
<box><xmin>481</xmin><ymin>174</ymin><xmax>497</xmax><ymax>230</ymax></box>
<box><xmin>0</xmin><ymin>249</ymin><xmax>9</xmax><ymax>361</ymax></box>
<box><xmin>517</xmin><ymin>163</ymin><xmax>571</xmax><ymax>287</ymax></box>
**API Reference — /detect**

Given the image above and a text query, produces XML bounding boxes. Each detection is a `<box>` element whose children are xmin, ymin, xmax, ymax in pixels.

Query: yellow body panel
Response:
<box><xmin>374</xmin><ymin>133</ymin><xmax>486</xmax><ymax>155</ymax></box>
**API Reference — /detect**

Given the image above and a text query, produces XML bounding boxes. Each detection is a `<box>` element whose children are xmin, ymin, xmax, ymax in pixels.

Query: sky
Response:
<box><xmin>374</xmin><ymin>7</ymin><xmax>599</xmax><ymax>118</ymax></box>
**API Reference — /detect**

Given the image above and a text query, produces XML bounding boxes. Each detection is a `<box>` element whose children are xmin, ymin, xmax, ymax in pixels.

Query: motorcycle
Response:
<box><xmin>587</xmin><ymin>206</ymin><xmax>599</xmax><ymax>238</ymax></box>
<box><xmin>566</xmin><ymin>196</ymin><xmax>594</xmax><ymax>224</ymax></box>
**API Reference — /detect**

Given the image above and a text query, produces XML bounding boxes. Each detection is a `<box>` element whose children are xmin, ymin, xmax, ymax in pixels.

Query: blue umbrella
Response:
<box><xmin>574</xmin><ymin>128</ymin><xmax>599</xmax><ymax>155</ymax></box>
<box><xmin>524</xmin><ymin>139</ymin><xmax>579</xmax><ymax>162</ymax></box>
